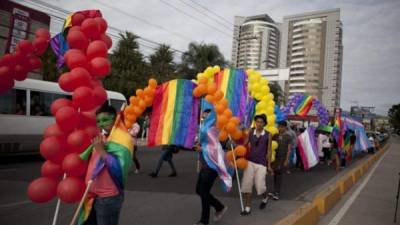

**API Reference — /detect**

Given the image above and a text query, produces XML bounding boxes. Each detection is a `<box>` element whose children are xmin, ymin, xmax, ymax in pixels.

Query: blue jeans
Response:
<box><xmin>85</xmin><ymin>194</ymin><xmax>124</xmax><ymax>225</ymax></box>
<box><xmin>154</xmin><ymin>149</ymin><xmax>176</xmax><ymax>174</ymax></box>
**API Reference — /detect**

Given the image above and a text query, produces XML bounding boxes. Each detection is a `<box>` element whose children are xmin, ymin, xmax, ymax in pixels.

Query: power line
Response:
<box><xmin>158</xmin><ymin>0</ymin><xmax>233</xmax><ymax>38</ymax></box>
<box><xmin>92</xmin><ymin>0</ymin><xmax>193</xmax><ymax>43</ymax></box>
<box><xmin>188</xmin><ymin>0</ymin><xmax>234</xmax><ymax>27</ymax></box>
<box><xmin>175</xmin><ymin>0</ymin><xmax>232</xmax><ymax>31</ymax></box>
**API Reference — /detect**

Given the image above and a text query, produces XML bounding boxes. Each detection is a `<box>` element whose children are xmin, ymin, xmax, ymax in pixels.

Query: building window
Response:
<box><xmin>0</xmin><ymin>89</ymin><xmax>27</xmax><ymax>115</ymax></box>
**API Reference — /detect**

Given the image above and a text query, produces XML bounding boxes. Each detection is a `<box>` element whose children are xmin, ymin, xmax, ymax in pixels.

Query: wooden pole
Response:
<box><xmin>228</xmin><ymin>135</ymin><xmax>244</xmax><ymax>212</ymax></box>
<box><xmin>69</xmin><ymin>180</ymin><xmax>93</xmax><ymax>225</ymax></box>
<box><xmin>51</xmin><ymin>173</ymin><xmax>66</xmax><ymax>225</ymax></box>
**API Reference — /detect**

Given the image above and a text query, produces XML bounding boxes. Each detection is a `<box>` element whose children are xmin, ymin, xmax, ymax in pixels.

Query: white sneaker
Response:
<box><xmin>134</xmin><ymin>169</ymin><xmax>139</xmax><ymax>174</ymax></box>
<box><xmin>213</xmin><ymin>206</ymin><xmax>228</xmax><ymax>222</ymax></box>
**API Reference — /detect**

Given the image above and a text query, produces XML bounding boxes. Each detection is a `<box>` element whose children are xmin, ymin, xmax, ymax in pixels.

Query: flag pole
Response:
<box><xmin>228</xmin><ymin>135</ymin><xmax>244</xmax><ymax>212</ymax></box>
<box><xmin>69</xmin><ymin>103</ymin><xmax>127</xmax><ymax>225</ymax></box>
<box><xmin>51</xmin><ymin>173</ymin><xmax>66</xmax><ymax>225</ymax></box>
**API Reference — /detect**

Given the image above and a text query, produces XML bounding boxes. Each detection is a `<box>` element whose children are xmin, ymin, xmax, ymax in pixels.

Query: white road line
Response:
<box><xmin>327</xmin><ymin>150</ymin><xmax>390</xmax><ymax>225</ymax></box>
<box><xmin>0</xmin><ymin>200</ymin><xmax>31</xmax><ymax>208</ymax></box>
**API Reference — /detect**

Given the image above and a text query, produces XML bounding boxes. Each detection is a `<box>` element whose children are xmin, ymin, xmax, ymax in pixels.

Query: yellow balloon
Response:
<box><xmin>267</xmin><ymin>115</ymin><xmax>276</xmax><ymax>124</ymax></box>
<box><xmin>197</xmin><ymin>73</ymin><xmax>204</xmax><ymax>80</ymax></box>
<box><xmin>271</xmin><ymin>140</ymin><xmax>278</xmax><ymax>151</ymax></box>
<box><xmin>213</xmin><ymin>65</ymin><xmax>220</xmax><ymax>73</ymax></box>
<box><xmin>269</xmin><ymin>93</ymin><xmax>274</xmax><ymax>101</ymax></box>
<box><xmin>255</xmin><ymin>93</ymin><xmax>263</xmax><ymax>100</ymax></box>
<box><xmin>266</xmin><ymin>107</ymin><xmax>274</xmax><ymax>115</ymax></box>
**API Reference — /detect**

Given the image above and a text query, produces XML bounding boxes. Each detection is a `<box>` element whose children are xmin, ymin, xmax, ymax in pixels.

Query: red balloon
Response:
<box><xmin>0</xmin><ymin>66</ymin><xmax>14</xmax><ymax>80</ymax></box>
<box><xmin>68</xmin><ymin>26</ymin><xmax>81</xmax><ymax>33</ymax></box>
<box><xmin>92</xmin><ymin>86</ymin><xmax>107</xmax><ymax>106</ymax></box>
<box><xmin>89</xmin><ymin>57</ymin><xmax>110</xmax><ymax>77</ymax></box>
<box><xmin>39</xmin><ymin>137</ymin><xmax>67</xmax><ymax>164</ymax></box>
<box><xmin>62</xmin><ymin>153</ymin><xmax>88</xmax><ymax>177</ymax></box>
<box><xmin>67</xmin><ymin>130</ymin><xmax>90</xmax><ymax>148</ymax></box>
<box><xmin>41</xmin><ymin>160</ymin><xmax>63</xmax><ymax>179</ymax></box>
<box><xmin>57</xmin><ymin>177</ymin><xmax>85</xmax><ymax>203</ymax></box>
<box><xmin>13</xmin><ymin>51</ymin><xmax>27</xmax><ymax>63</ymax></box>
<box><xmin>81</xmin><ymin>18</ymin><xmax>100</xmax><ymax>39</ymax></box>
<box><xmin>14</xmin><ymin>64</ymin><xmax>28</xmax><ymax>81</ymax></box>
<box><xmin>90</xmin><ymin>78</ymin><xmax>102</xmax><ymax>88</ymax></box>
<box><xmin>27</xmin><ymin>55</ymin><xmax>42</xmax><ymax>70</ymax></box>
<box><xmin>0</xmin><ymin>54</ymin><xmax>16</xmax><ymax>67</ymax></box>
<box><xmin>94</xmin><ymin>17</ymin><xmax>108</xmax><ymax>34</ymax></box>
<box><xmin>32</xmin><ymin>37</ymin><xmax>48</xmax><ymax>56</ymax></box>
<box><xmin>86</xmin><ymin>40</ymin><xmax>107</xmax><ymax>60</ymax></box>
<box><xmin>51</xmin><ymin>98</ymin><xmax>73</xmax><ymax>116</ymax></box>
<box><xmin>27</xmin><ymin>177</ymin><xmax>58</xmax><ymax>203</ymax></box>
<box><xmin>71</xmin><ymin>12</ymin><xmax>86</xmax><ymax>26</ymax></box>
<box><xmin>70</xmin><ymin>67</ymin><xmax>92</xmax><ymax>88</ymax></box>
<box><xmin>99</xmin><ymin>34</ymin><xmax>112</xmax><ymax>49</ymax></box>
<box><xmin>55</xmin><ymin>106</ymin><xmax>80</xmax><ymax>132</ymax></box>
<box><xmin>79</xmin><ymin>111</ymin><xmax>97</xmax><ymax>127</ymax></box>
<box><xmin>16</xmin><ymin>40</ymin><xmax>34</xmax><ymax>53</ymax></box>
<box><xmin>0</xmin><ymin>74</ymin><xmax>14</xmax><ymax>94</ymax></box>
<box><xmin>44</xmin><ymin>123</ymin><xmax>64</xmax><ymax>138</ymax></box>
<box><xmin>65</xmin><ymin>49</ymin><xmax>87</xmax><ymax>69</ymax></box>
<box><xmin>35</xmin><ymin>28</ymin><xmax>51</xmax><ymax>41</ymax></box>
<box><xmin>58</xmin><ymin>72</ymin><xmax>74</xmax><ymax>92</ymax></box>
<box><xmin>73</xmin><ymin>87</ymin><xmax>94</xmax><ymax>110</ymax></box>
<box><xmin>84</xmin><ymin>126</ymin><xmax>100</xmax><ymax>138</ymax></box>
<box><xmin>67</xmin><ymin>30</ymin><xmax>89</xmax><ymax>50</ymax></box>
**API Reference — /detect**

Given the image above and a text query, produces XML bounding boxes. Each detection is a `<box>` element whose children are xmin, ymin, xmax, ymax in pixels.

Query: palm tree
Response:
<box><xmin>149</xmin><ymin>44</ymin><xmax>177</xmax><ymax>83</ymax></box>
<box><xmin>178</xmin><ymin>42</ymin><xmax>227</xmax><ymax>79</ymax></box>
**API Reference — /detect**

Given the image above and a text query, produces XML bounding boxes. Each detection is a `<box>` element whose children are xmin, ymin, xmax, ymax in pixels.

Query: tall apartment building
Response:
<box><xmin>231</xmin><ymin>14</ymin><xmax>280</xmax><ymax>70</ymax></box>
<box><xmin>279</xmin><ymin>9</ymin><xmax>343</xmax><ymax>113</ymax></box>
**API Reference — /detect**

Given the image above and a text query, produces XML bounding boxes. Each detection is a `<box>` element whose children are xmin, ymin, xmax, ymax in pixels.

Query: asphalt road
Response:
<box><xmin>0</xmin><ymin>144</ymin><xmax>368</xmax><ymax>225</ymax></box>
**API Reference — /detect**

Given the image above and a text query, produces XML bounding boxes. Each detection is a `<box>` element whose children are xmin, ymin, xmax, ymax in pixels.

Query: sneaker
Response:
<box><xmin>149</xmin><ymin>172</ymin><xmax>158</xmax><ymax>178</ymax></box>
<box><xmin>267</xmin><ymin>192</ymin><xmax>275</xmax><ymax>198</ymax></box>
<box><xmin>213</xmin><ymin>206</ymin><xmax>228</xmax><ymax>222</ymax></box>
<box><xmin>259</xmin><ymin>197</ymin><xmax>269</xmax><ymax>209</ymax></box>
<box><xmin>134</xmin><ymin>169</ymin><xmax>140</xmax><ymax>174</ymax></box>
<box><xmin>272</xmin><ymin>192</ymin><xmax>280</xmax><ymax>201</ymax></box>
<box><xmin>168</xmin><ymin>172</ymin><xmax>177</xmax><ymax>177</ymax></box>
<box><xmin>240</xmin><ymin>210</ymin><xmax>251</xmax><ymax>216</ymax></box>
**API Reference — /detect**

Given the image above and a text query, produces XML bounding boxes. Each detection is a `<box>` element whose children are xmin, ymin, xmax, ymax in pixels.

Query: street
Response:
<box><xmin>0</xmin><ymin>142</ymin><xmax>372</xmax><ymax>225</ymax></box>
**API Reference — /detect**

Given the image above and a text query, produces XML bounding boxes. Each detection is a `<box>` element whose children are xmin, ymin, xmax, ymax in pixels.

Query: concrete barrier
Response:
<box><xmin>351</xmin><ymin>167</ymin><xmax>362</xmax><ymax>183</ymax></box>
<box><xmin>275</xmin><ymin>202</ymin><xmax>320</xmax><ymax>225</ymax></box>
<box><xmin>337</xmin><ymin>174</ymin><xmax>354</xmax><ymax>194</ymax></box>
<box><xmin>313</xmin><ymin>184</ymin><xmax>341</xmax><ymax>215</ymax></box>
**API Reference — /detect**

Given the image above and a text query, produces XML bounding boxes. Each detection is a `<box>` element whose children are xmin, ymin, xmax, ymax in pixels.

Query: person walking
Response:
<box><xmin>129</xmin><ymin>122</ymin><xmax>141</xmax><ymax>174</ymax></box>
<box><xmin>149</xmin><ymin>145</ymin><xmax>178</xmax><ymax>177</ymax></box>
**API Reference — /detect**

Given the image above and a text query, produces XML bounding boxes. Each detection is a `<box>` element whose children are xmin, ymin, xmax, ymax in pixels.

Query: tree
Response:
<box><xmin>388</xmin><ymin>103</ymin><xmax>400</xmax><ymax>130</ymax></box>
<box><xmin>41</xmin><ymin>48</ymin><xmax>62</xmax><ymax>82</ymax></box>
<box><xmin>269</xmin><ymin>81</ymin><xmax>284</xmax><ymax>105</ymax></box>
<box><xmin>178</xmin><ymin>42</ymin><xmax>227</xmax><ymax>79</ymax></box>
<box><xmin>104</xmin><ymin>31</ymin><xmax>149</xmax><ymax>98</ymax></box>
<box><xmin>148</xmin><ymin>44</ymin><xmax>177</xmax><ymax>83</ymax></box>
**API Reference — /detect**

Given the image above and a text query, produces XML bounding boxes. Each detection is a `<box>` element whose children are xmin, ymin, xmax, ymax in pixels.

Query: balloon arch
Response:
<box><xmin>280</xmin><ymin>93</ymin><xmax>329</xmax><ymax>125</ymax></box>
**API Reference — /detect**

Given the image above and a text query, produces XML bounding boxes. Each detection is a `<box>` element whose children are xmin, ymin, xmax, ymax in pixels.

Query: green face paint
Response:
<box><xmin>96</xmin><ymin>113</ymin><xmax>115</xmax><ymax>130</ymax></box>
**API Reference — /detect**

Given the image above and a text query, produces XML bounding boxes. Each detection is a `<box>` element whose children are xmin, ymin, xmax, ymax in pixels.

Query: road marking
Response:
<box><xmin>327</xmin><ymin>150</ymin><xmax>389</xmax><ymax>225</ymax></box>
<box><xmin>0</xmin><ymin>200</ymin><xmax>31</xmax><ymax>208</ymax></box>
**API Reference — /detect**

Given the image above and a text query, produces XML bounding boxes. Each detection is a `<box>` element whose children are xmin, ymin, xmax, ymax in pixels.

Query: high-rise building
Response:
<box><xmin>279</xmin><ymin>9</ymin><xmax>343</xmax><ymax>113</ymax></box>
<box><xmin>231</xmin><ymin>14</ymin><xmax>280</xmax><ymax>70</ymax></box>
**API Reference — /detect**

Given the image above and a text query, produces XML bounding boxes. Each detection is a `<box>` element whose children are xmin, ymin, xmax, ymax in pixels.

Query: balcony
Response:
<box><xmin>290</xmin><ymin>70</ymin><xmax>305</xmax><ymax>75</ymax></box>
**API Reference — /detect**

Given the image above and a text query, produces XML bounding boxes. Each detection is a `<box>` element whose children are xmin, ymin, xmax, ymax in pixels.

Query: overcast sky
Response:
<box><xmin>21</xmin><ymin>0</ymin><xmax>400</xmax><ymax>115</ymax></box>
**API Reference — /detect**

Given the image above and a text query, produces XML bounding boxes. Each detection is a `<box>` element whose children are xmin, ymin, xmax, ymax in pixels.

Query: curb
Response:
<box><xmin>274</xmin><ymin>142</ymin><xmax>390</xmax><ymax>225</ymax></box>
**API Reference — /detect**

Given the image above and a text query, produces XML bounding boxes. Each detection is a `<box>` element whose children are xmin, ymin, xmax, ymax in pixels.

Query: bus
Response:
<box><xmin>0</xmin><ymin>79</ymin><xmax>126</xmax><ymax>156</ymax></box>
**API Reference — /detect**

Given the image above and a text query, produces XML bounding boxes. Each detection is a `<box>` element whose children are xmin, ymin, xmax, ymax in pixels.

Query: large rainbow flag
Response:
<box><xmin>148</xmin><ymin>79</ymin><xmax>199</xmax><ymax>148</ymax></box>
<box><xmin>76</xmin><ymin>113</ymin><xmax>133</xmax><ymax>225</ymax></box>
<box><xmin>214</xmin><ymin>69</ymin><xmax>249</xmax><ymax>122</ymax></box>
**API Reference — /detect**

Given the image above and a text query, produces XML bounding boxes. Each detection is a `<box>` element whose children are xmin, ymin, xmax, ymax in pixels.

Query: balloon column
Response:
<box><xmin>28</xmin><ymin>12</ymin><xmax>113</xmax><ymax>204</ymax></box>
<box><xmin>123</xmin><ymin>79</ymin><xmax>158</xmax><ymax>129</ymax></box>
<box><xmin>0</xmin><ymin>28</ymin><xmax>51</xmax><ymax>93</ymax></box>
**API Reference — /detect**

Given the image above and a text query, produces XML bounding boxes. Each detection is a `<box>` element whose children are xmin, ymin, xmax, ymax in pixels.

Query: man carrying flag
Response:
<box><xmin>76</xmin><ymin>103</ymin><xmax>133</xmax><ymax>225</ymax></box>
<box><xmin>193</xmin><ymin>101</ymin><xmax>232</xmax><ymax>225</ymax></box>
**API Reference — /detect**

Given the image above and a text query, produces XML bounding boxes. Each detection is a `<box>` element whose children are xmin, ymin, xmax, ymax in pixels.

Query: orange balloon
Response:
<box><xmin>216</xmin><ymin>119</ymin><xmax>225</xmax><ymax>129</ymax></box>
<box><xmin>205</xmin><ymin>94</ymin><xmax>215</xmax><ymax>103</ymax></box>
<box><xmin>138</xmin><ymin>99</ymin><xmax>146</xmax><ymax>109</ymax></box>
<box><xmin>217</xmin><ymin>115</ymin><xmax>229</xmax><ymax>126</ymax></box>
<box><xmin>199</xmin><ymin>77</ymin><xmax>208</xmax><ymax>85</ymax></box>
<box><xmin>220</xmin><ymin>99</ymin><xmax>229</xmax><ymax>108</ymax></box>
<box><xmin>230</xmin><ymin>117</ymin><xmax>240</xmax><ymax>125</ymax></box>
<box><xmin>125</xmin><ymin>105</ymin><xmax>135</xmax><ymax>114</ymax></box>
<box><xmin>125</xmin><ymin>120</ymin><xmax>133</xmax><ymax>129</ymax></box>
<box><xmin>214</xmin><ymin>91</ymin><xmax>224</xmax><ymax>101</ymax></box>
<box><xmin>215</xmin><ymin>104</ymin><xmax>225</xmax><ymax>114</ymax></box>
<box><xmin>225</xmin><ymin>151</ymin><xmax>235</xmax><ymax>162</ymax></box>
<box><xmin>223</xmin><ymin>109</ymin><xmax>233</xmax><ymax>119</ymax></box>
<box><xmin>236</xmin><ymin>158</ymin><xmax>248</xmax><ymax>170</ymax></box>
<box><xmin>225</xmin><ymin>122</ymin><xmax>236</xmax><ymax>134</ymax></box>
<box><xmin>193</xmin><ymin>87</ymin><xmax>202</xmax><ymax>97</ymax></box>
<box><xmin>149</xmin><ymin>88</ymin><xmax>156</xmax><ymax>97</ymax></box>
<box><xmin>133</xmin><ymin>106</ymin><xmax>142</xmax><ymax>116</ymax></box>
<box><xmin>207</xmin><ymin>83</ymin><xmax>217</xmax><ymax>95</ymax></box>
<box><xmin>232</xmin><ymin>129</ymin><xmax>243</xmax><ymax>141</ymax></box>
<box><xmin>126</xmin><ymin>114</ymin><xmax>137</xmax><ymax>123</ymax></box>
<box><xmin>149</xmin><ymin>79</ymin><xmax>157</xmax><ymax>88</ymax></box>
<box><xmin>234</xmin><ymin>145</ymin><xmax>247</xmax><ymax>157</ymax></box>
<box><xmin>144</xmin><ymin>87</ymin><xmax>152</xmax><ymax>96</ymax></box>
<box><xmin>136</xmin><ymin>89</ymin><xmax>144</xmax><ymax>98</ymax></box>
<box><xmin>219</xmin><ymin>130</ymin><xmax>228</xmax><ymax>142</ymax></box>
<box><xmin>197</xmin><ymin>84</ymin><xmax>207</xmax><ymax>95</ymax></box>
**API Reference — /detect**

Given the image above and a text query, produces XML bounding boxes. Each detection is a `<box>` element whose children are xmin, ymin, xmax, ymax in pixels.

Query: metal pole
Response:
<box><xmin>228</xmin><ymin>135</ymin><xmax>244</xmax><ymax>212</ymax></box>
<box><xmin>394</xmin><ymin>172</ymin><xmax>400</xmax><ymax>223</ymax></box>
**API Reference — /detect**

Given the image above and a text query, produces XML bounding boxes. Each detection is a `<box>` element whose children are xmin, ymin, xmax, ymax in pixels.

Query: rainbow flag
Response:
<box><xmin>343</xmin><ymin>131</ymin><xmax>352</xmax><ymax>161</ymax></box>
<box><xmin>332</xmin><ymin>112</ymin><xmax>344</xmax><ymax>150</ymax></box>
<box><xmin>295</xmin><ymin>95</ymin><xmax>314</xmax><ymax>117</ymax></box>
<box><xmin>214</xmin><ymin>69</ymin><xmax>248</xmax><ymax>122</ymax></box>
<box><xmin>76</xmin><ymin>113</ymin><xmax>133</xmax><ymax>225</ymax></box>
<box><xmin>148</xmin><ymin>79</ymin><xmax>199</xmax><ymax>148</ymax></box>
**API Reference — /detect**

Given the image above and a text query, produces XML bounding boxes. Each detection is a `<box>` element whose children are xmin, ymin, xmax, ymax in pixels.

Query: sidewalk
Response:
<box><xmin>319</xmin><ymin>137</ymin><xmax>400</xmax><ymax>225</ymax></box>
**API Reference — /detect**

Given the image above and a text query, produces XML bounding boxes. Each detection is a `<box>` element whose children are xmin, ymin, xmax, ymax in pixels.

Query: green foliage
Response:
<box><xmin>388</xmin><ymin>103</ymin><xmax>400</xmax><ymax>129</ymax></box>
<box><xmin>148</xmin><ymin>44</ymin><xmax>178</xmax><ymax>83</ymax></box>
<box><xmin>41</xmin><ymin>48</ymin><xmax>61</xmax><ymax>82</ymax></box>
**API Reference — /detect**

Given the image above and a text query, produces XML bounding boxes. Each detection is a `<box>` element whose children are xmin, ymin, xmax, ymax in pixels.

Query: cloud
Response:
<box><xmin>32</xmin><ymin>0</ymin><xmax>400</xmax><ymax>115</ymax></box>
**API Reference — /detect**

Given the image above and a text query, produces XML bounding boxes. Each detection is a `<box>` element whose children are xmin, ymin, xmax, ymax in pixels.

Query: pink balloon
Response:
<box><xmin>27</xmin><ymin>177</ymin><xmax>58</xmax><ymax>203</ymax></box>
